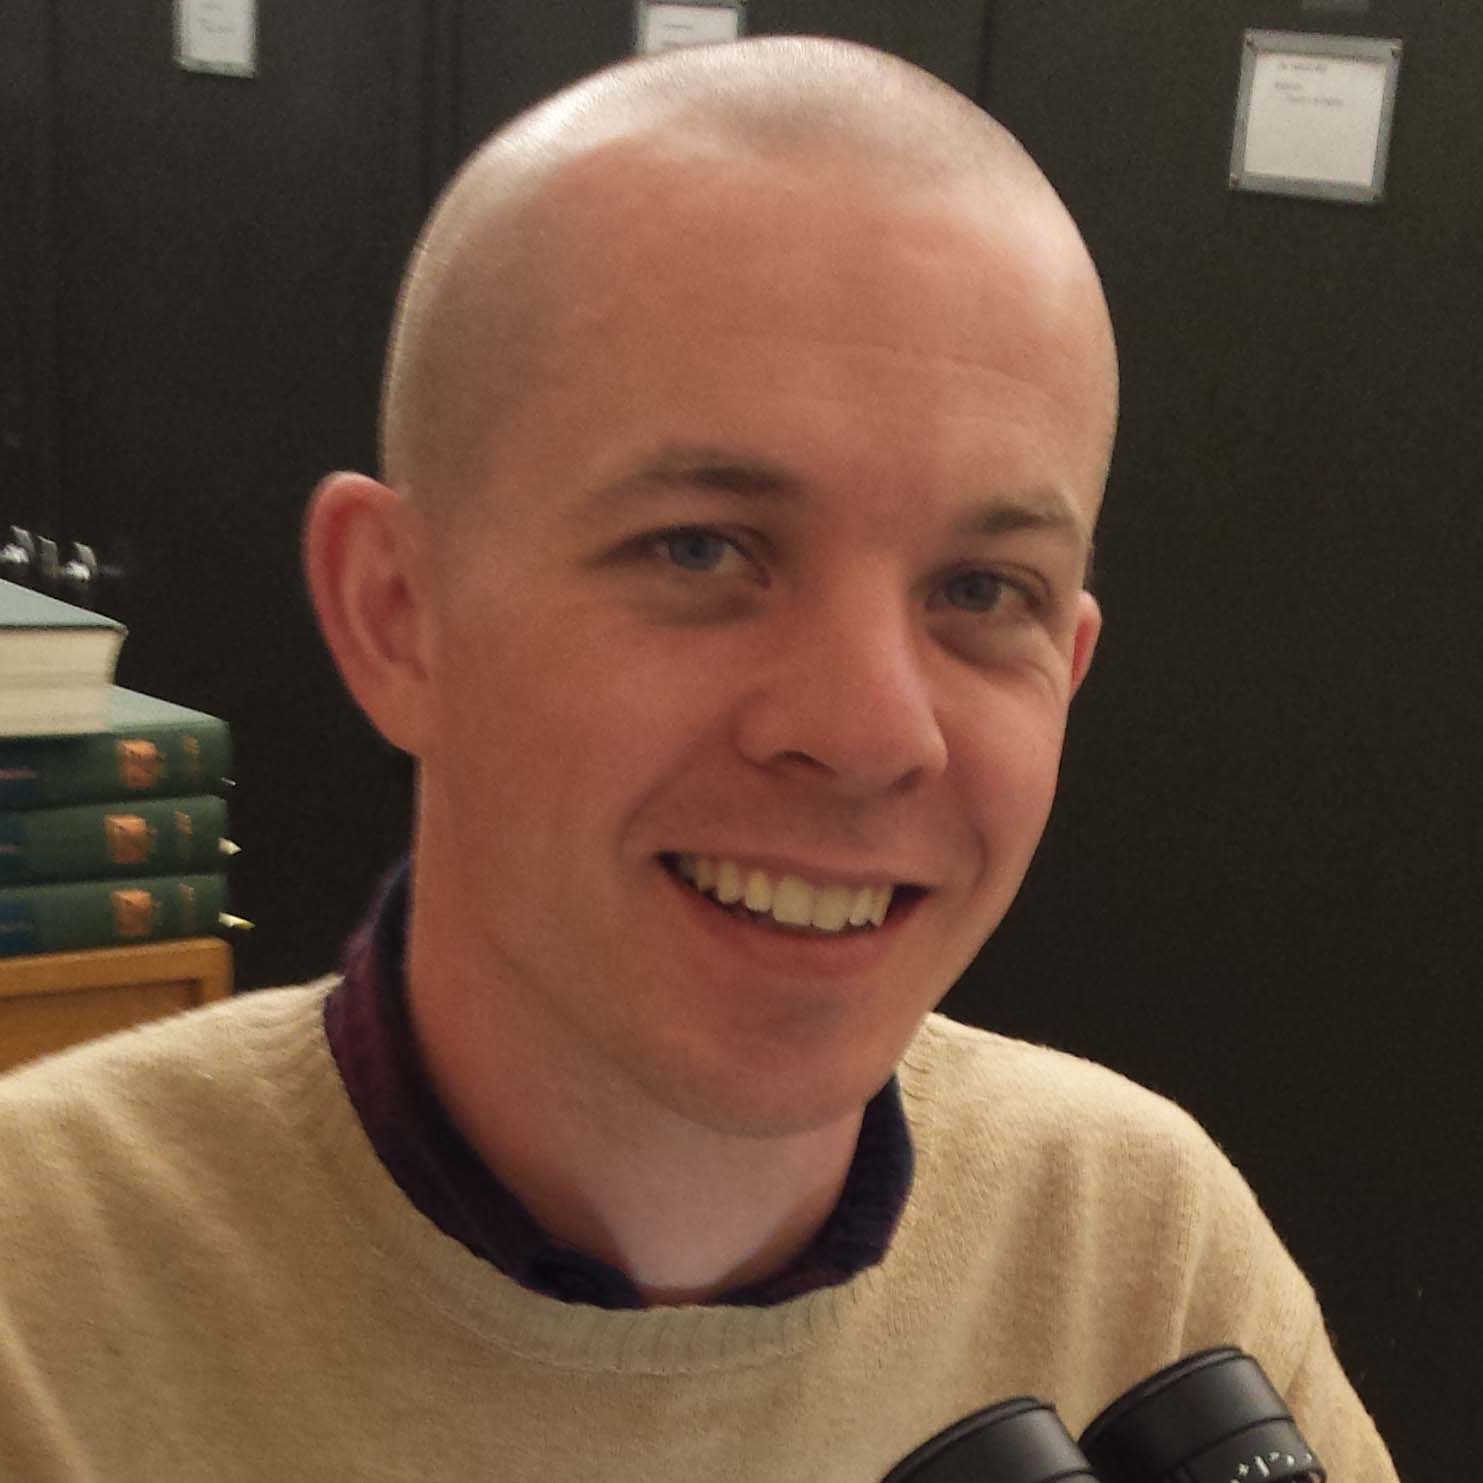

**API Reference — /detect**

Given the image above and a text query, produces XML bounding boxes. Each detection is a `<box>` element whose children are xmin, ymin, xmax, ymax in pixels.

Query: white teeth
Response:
<box><xmin>771</xmin><ymin>876</ymin><xmax>815</xmax><ymax>927</ymax></box>
<box><xmin>743</xmin><ymin>869</ymin><xmax>774</xmax><ymax>913</ymax></box>
<box><xmin>670</xmin><ymin>854</ymin><xmax>899</xmax><ymax>933</ymax></box>
<box><xmin>715</xmin><ymin>859</ymin><xmax>745</xmax><ymax>904</ymax></box>
<box><xmin>811</xmin><ymin>885</ymin><xmax>853</xmax><ymax>932</ymax></box>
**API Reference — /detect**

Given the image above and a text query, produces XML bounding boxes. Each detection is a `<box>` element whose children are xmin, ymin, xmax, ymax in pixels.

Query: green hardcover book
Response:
<box><xmin>0</xmin><ymin>578</ymin><xmax>127</xmax><ymax>738</ymax></box>
<box><xmin>0</xmin><ymin>795</ymin><xmax>230</xmax><ymax>884</ymax></box>
<box><xmin>0</xmin><ymin>687</ymin><xmax>231</xmax><ymax>809</ymax></box>
<box><xmin>0</xmin><ymin>873</ymin><xmax>229</xmax><ymax>958</ymax></box>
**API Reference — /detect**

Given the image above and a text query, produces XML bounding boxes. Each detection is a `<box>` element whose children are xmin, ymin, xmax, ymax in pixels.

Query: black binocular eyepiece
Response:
<box><xmin>880</xmin><ymin>1348</ymin><xmax>1323</xmax><ymax>1483</ymax></box>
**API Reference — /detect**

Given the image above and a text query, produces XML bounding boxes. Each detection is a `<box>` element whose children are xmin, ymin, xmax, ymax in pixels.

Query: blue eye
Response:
<box><xmin>941</xmin><ymin>570</ymin><xmax>1007</xmax><ymax>612</ymax></box>
<box><xmin>661</xmin><ymin>530</ymin><xmax>732</xmax><ymax>572</ymax></box>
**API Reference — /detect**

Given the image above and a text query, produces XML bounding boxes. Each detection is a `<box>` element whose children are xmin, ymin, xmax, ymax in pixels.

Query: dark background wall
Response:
<box><xmin>3</xmin><ymin>2</ymin><xmax>1473</xmax><ymax>1475</ymax></box>
<box><xmin>953</xmin><ymin>7</ymin><xmax>1477</xmax><ymax>1478</ymax></box>
<box><xmin>2</xmin><ymin>0</ymin><xmax>427</xmax><ymax>976</ymax></box>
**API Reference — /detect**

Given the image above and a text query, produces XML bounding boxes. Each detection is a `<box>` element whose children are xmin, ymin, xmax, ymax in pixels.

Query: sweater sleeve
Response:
<box><xmin>1282</xmin><ymin>1313</ymin><xmax>1400</xmax><ymax>1483</ymax></box>
<box><xmin>1171</xmin><ymin>1122</ymin><xmax>1400</xmax><ymax>1483</ymax></box>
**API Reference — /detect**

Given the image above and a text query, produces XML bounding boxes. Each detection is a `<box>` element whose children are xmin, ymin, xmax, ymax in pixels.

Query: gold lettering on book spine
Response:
<box><xmin>178</xmin><ymin>882</ymin><xmax>198</xmax><ymax>933</ymax></box>
<box><xmin>111</xmin><ymin>889</ymin><xmax>159</xmax><ymax>940</ymax></box>
<box><xmin>184</xmin><ymin>735</ymin><xmax>202</xmax><ymax>787</ymax></box>
<box><xmin>104</xmin><ymin>815</ymin><xmax>155</xmax><ymax>866</ymax></box>
<box><xmin>116</xmin><ymin>739</ymin><xmax>162</xmax><ymax>792</ymax></box>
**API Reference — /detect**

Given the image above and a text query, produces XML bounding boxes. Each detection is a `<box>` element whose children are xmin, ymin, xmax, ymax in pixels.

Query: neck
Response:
<box><xmin>406</xmin><ymin>908</ymin><xmax>864</xmax><ymax>1306</ymax></box>
<box><xmin>489</xmin><ymin>1105</ymin><xmax>862</xmax><ymax>1306</ymax></box>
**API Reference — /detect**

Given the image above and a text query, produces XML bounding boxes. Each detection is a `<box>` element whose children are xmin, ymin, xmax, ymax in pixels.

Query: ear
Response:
<box><xmin>303</xmin><ymin>472</ymin><xmax>433</xmax><ymax>756</ymax></box>
<box><xmin>1067</xmin><ymin>589</ymin><xmax>1102</xmax><ymax>700</ymax></box>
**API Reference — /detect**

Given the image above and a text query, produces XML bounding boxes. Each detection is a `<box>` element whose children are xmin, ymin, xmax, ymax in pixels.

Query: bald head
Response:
<box><xmin>381</xmin><ymin>37</ymin><xmax>1115</xmax><ymax>512</ymax></box>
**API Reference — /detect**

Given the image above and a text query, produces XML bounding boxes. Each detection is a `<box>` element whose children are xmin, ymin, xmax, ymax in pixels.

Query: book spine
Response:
<box><xmin>0</xmin><ymin>721</ymin><xmax>231</xmax><ymax>809</ymax></box>
<box><xmin>0</xmin><ymin>874</ymin><xmax>229</xmax><ymax>957</ymax></box>
<box><xmin>0</xmin><ymin>796</ymin><xmax>229</xmax><ymax>884</ymax></box>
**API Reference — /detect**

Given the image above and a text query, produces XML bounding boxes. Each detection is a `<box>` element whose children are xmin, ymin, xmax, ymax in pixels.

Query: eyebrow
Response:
<box><xmin>589</xmin><ymin>442</ymin><xmax>1093</xmax><ymax>557</ymax></box>
<box><xmin>956</xmin><ymin>487</ymin><xmax>1091</xmax><ymax>550</ymax></box>
<box><xmin>589</xmin><ymin>445</ymin><xmax>804</xmax><ymax>503</ymax></box>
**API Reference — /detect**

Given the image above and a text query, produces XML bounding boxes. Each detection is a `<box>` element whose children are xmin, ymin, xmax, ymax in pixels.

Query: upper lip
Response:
<box><xmin>661</xmin><ymin>850</ymin><xmax>935</xmax><ymax>891</ymax></box>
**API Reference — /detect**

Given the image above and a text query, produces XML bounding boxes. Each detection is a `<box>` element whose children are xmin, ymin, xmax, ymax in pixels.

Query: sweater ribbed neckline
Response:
<box><xmin>251</xmin><ymin>981</ymin><xmax>949</xmax><ymax>1375</ymax></box>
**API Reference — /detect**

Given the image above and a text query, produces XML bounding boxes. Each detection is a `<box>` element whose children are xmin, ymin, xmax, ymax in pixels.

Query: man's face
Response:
<box><xmin>408</xmin><ymin>140</ymin><xmax>1112</xmax><ymax>1136</ymax></box>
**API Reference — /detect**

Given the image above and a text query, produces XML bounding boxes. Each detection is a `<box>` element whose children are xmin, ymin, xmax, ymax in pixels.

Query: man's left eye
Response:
<box><xmin>659</xmin><ymin>529</ymin><xmax>736</xmax><ymax>573</ymax></box>
<box><xmin>940</xmin><ymin>569</ymin><xmax>1010</xmax><ymax>612</ymax></box>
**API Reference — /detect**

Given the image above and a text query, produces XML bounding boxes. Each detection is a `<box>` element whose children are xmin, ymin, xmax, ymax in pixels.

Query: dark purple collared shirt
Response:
<box><xmin>322</xmin><ymin>858</ymin><xmax>914</xmax><ymax>1308</ymax></box>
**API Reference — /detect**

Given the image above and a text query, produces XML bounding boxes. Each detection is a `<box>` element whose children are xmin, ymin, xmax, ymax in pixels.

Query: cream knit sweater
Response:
<box><xmin>0</xmin><ymin>984</ymin><xmax>1395</xmax><ymax>1483</ymax></box>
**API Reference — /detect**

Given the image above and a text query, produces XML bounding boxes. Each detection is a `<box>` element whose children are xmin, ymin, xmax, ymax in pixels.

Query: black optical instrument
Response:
<box><xmin>879</xmin><ymin>1347</ymin><xmax>1324</xmax><ymax>1483</ymax></box>
<box><xmin>879</xmin><ymin>1398</ymin><xmax>1094</xmax><ymax>1483</ymax></box>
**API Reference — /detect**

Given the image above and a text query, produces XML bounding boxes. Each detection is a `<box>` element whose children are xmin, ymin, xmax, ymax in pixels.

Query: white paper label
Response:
<box><xmin>1244</xmin><ymin>50</ymin><xmax>1389</xmax><ymax>186</ymax></box>
<box><xmin>176</xmin><ymin>0</ymin><xmax>257</xmax><ymax>77</ymax></box>
<box><xmin>639</xmin><ymin>3</ymin><xmax>741</xmax><ymax>55</ymax></box>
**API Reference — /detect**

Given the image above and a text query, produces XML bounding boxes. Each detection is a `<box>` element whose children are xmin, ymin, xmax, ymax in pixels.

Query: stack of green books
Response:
<box><xmin>0</xmin><ymin>686</ymin><xmax>235</xmax><ymax>958</ymax></box>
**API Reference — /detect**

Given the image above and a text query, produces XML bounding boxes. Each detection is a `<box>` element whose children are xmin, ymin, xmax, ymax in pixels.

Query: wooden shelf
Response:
<box><xmin>0</xmin><ymin>937</ymin><xmax>232</xmax><ymax>1074</ymax></box>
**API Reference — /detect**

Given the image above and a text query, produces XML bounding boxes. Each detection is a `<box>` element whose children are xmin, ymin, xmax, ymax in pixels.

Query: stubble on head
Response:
<box><xmin>378</xmin><ymin>36</ymin><xmax>1119</xmax><ymax>555</ymax></box>
<box><xmin>379</xmin><ymin>40</ymin><xmax>1123</xmax><ymax>1208</ymax></box>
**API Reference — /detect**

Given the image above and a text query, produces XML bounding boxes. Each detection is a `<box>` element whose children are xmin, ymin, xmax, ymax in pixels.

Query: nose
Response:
<box><xmin>731</xmin><ymin>578</ymin><xmax>949</xmax><ymax>795</ymax></box>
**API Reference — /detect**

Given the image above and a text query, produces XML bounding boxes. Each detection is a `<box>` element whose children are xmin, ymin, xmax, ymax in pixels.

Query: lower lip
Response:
<box><xmin>661</xmin><ymin>863</ymin><xmax>921</xmax><ymax>981</ymax></box>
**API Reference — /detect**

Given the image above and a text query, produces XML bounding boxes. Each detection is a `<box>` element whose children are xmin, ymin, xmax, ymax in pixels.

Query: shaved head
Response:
<box><xmin>379</xmin><ymin>37</ymin><xmax>1117</xmax><ymax>514</ymax></box>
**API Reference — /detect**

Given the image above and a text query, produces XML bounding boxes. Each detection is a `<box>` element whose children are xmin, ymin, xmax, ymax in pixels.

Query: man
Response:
<box><xmin>0</xmin><ymin>38</ymin><xmax>1395</xmax><ymax>1482</ymax></box>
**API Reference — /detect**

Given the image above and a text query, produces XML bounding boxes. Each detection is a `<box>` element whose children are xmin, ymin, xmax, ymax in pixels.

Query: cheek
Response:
<box><xmin>426</xmin><ymin>610</ymin><xmax>723</xmax><ymax>819</ymax></box>
<box><xmin>950</xmin><ymin>692</ymin><xmax>1071</xmax><ymax>845</ymax></box>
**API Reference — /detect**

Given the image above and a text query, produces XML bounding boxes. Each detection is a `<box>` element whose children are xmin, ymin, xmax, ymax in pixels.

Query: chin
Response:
<box><xmin>650</xmin><ymin>1037</ymin><xmax>905</xmax><ymax>1142</ymax></box>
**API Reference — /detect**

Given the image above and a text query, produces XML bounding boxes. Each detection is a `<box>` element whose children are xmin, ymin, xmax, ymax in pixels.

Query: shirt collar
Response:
<box><xmin>323</xmin><ymin>857</ymin><xmax>914</xmax><ymax>1308</ymax></box>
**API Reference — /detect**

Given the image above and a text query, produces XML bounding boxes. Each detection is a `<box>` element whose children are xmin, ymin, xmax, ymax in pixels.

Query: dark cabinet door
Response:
<box><xmin>956</xmin><ymin>4</ymin><xmax>1480</xmax><ymax>1474</ymax></box>
<box><xmin>451</xmin><ymin>1</ymin><xmax>992</xmax><ymax>170</ymax></box>
<box><xmin>17</xmin><ymin>1</ymin><xmax>433</xmax><ymax>987</ymax></box>
<box><xmin>0</xmin><ymin>0</ymin><xmax>61</xmax><ymax>540</ymax></box>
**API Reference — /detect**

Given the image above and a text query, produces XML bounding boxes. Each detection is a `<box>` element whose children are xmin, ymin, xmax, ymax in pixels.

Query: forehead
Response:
<box><xmin>457</xmin><ymin>134</ymin><xmax>1113</xmax><ymax>536</ymax></box>
<box><xmin>523</xmin><ymin>134</ymin><xmax>1087</xmax><ymax>357</ymax></box>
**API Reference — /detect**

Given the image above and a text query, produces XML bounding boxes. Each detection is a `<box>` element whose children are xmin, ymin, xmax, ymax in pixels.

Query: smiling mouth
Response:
<box><xmin>660</xmin><ymin>853</ymin><xmax>923</xmax><ymax>935</ymax></box>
